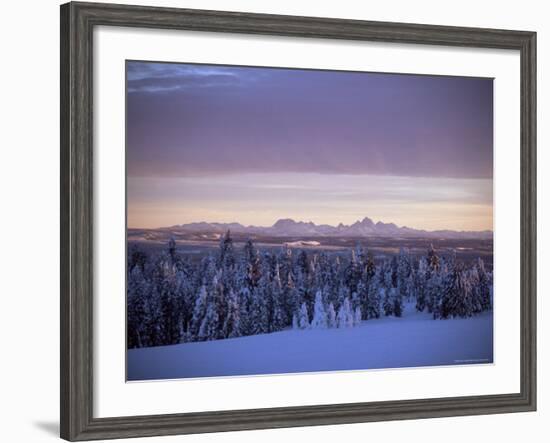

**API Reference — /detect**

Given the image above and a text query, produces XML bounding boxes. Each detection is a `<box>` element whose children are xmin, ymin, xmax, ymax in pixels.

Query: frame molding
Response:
<box><xmin>60</xmin><ymin>2</ymin><xmax>536</xmax><ymax>440</ymax></box>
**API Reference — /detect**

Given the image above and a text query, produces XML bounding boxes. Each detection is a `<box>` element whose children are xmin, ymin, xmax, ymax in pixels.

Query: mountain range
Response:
<box><xmin>167</xmin><ymin>217</ymin><xmax>492</xmax><ymax>239</ymax></box>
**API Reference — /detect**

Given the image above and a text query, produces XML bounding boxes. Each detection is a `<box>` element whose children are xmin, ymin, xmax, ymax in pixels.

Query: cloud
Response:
<box><xmin>127</xmin><ymin>61</ymin><xmax>245</xmax><ymax>93</ymax></box>
<box><xmin>127</xmin><ymin>61</ymin><xmax>494</xmax><ymax>180</ymax></box>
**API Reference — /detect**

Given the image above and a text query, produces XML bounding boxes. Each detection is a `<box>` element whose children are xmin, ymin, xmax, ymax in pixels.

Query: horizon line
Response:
<box><xmin>127</xmin><ymin>216</ymin><xmax>494</xmax><ymax>234</ymax></box>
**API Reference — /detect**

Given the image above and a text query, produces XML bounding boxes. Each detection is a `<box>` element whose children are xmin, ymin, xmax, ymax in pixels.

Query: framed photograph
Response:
<box><xmin>60</xmin><ymin>1</ymin><xmax>536</xmax><ymax>440</ymax></box>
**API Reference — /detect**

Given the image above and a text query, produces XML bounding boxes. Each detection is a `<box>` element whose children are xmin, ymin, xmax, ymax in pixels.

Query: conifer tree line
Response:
<box><xmin>127</xmin><ymin>231</ymin><xmax>493</xmax><ymax>349</ymax></box>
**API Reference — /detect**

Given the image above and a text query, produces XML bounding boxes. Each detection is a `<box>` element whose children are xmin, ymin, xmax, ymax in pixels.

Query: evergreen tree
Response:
<box><xmin>212</xmin><ymin>275</ymin><xmax>227</xmax><ymax>340</ymax></box>
<box><xmin>128</xmin><ymin>244</ymin><xmax>148</xmax><ymax>273</ymax></box>
<box><xmin>157</xmin><ymin>259</ymin><xmax>183</xmax><ymax>344</ymax></box>
<box><xmin>271</xmin><ymin>291</ymin><xmax>286</xmax><ymax>332</ymax></box>
<box><xmin>382</xmin><ymin>287</ymin><xmax>393</xmax><ymax>316</ymax></box>
<box><xmin>168</xmin><ymin>237</ymin><xmax>177</xmax><ymax>262</ymax></box>
<box><xmin>250</xmin><ymin>283</ymin><xmax>270</xmax><ymax>334</ymax></box>
<box><xmin>310</xmin><ymin>290</ymin><xmax>328</xmax><ymax>329</ymax></box>
<box><xmin>237</xmin><ymin>286</ymin><xmax>253</xmax><ymax>336</ymax></box>
<box><xmin>427</xmin><ymin>244</ymin><xmax>440</xmax><ymax>271</ymax></box>
<box><xmin>218</xmin><ymin>230</ymin><xmax>235</xmax><ymax>269</ymax></box>
<box><xmin>365</xmin><ymin>251</ymin><xmax>376</xmax><ymax>280</ymax></box>
<box><xmin>354</xmin><ymin>306</ymin><xmax>362</xmax><ymax>326</ymax></box>
<box><xmin>390</xmin><ymin>255</ymin><xmax>399</xmax><ymax>288</ymax></box>
<box><xmin>190</xmin><ymin>285</ymin><xmax>209</xmax><ymax>340</ymax></box>
<box><xmin>298</xmin><ymin>302</ymin><xmax>309</xmax><ymax>329</ymax></box>
<box><xmin>198</xmin><ymin>300</ymin><xmax>219</xmax><ymax>341</ymax></box>
<box><xmin>365</xmin><ymin>268</ymin><xmax>382</xmax><ymax>319</ymax></box>
<box><xmin>337</xmin><ymin>285</ymin><xmax>349</xmax><ymax>310</ymax></box>
<box><xmin>327</xmin><ymin>302</ymin><xmax>337</xmax><ymax>328</ymax></box>
<box><xmin>243</xmin><ymin>238</ymin><xmax>261</xmax><ymax>288</ymax></box>
<box><xmin>439</xmin><ymin>262</ymin><xmax>472</xmax><ymax>319</ymax></box>
<box><xmin>292</xmin><ymin>313</ymin><xmax>299</xmax><ymax>329</ymax></box>
<box><xmin>356</xmin><ymin>279</ymin><xmax>369</xmax><ymax>318</ymax></box>
<box><xmin>127</xmin><ymin>266</ymin><xmax>149</xmax><ymax>348</ymax></box>
<box><xmin>283</xmin><ymin>273</ymin><xmax>300</xmax><ymax>325</ymax></box>
<box><xmin>476</xmin><ymin>258</ymin><xmax>492</xmax><ymax>311</ymax></box>
<box><xmin>345</xmin><ymin>249</ymin><xmax>361</xmax><ymax>295</ymax></box>
<box><xmin>415</xmin><ymin>258</ymin><xmax>429</xmax><ymax>312</ymax></box>
<box><xmin>392</xmin><ymin>288</ymin><xmax>403</xmax><ymax>317</ymax></box>
<box><xmin>223</xmin><ymin>288</ymin><xmax>240</xmax><ymax>338</ymax></box>
<box><xmin>397</xmin><ymin>248</ymin><xmax>411</xmax><ymax>301</ymax></box>
<box><xmin>337</xmin><ymin>298</ymin><xmax>354</xmax><ymax>328</ymax></box>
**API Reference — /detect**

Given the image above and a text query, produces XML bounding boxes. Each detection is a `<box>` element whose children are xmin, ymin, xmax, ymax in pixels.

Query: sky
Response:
<box><xmin>127</xmin><ymin>61</ymin><xmax>493</xmax><ymax>231</ymax></box>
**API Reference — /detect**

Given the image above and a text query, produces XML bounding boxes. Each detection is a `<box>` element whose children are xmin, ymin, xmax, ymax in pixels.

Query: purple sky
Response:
<box><xmin>127</xmin><ymin>61</ymin><xmax>493</xmax><ymax>230</ymax></box>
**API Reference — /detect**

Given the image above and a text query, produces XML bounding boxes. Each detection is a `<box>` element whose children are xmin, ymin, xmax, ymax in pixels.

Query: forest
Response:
<box><xmin>127</xmin><ymin>231</ymin><xmax>493</xmax><ymax>349</ymax></box>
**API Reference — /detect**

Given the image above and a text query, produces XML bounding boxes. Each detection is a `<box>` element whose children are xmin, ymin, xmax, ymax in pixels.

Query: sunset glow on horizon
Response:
<box><xmin>127</xmin><ymin>61</ymin><xmax>493</xmax><ymax>232</ymax></box>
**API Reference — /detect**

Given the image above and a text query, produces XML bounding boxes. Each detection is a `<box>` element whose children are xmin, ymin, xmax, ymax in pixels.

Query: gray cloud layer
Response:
<box><xmin>127</xmin><ymin>61</ymin><xmax>493</xmax><ymax>179</ymax></box>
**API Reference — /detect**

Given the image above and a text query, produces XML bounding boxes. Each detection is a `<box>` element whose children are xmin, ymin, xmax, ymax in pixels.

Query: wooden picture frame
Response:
<box><xmin>60</xmin><ymin>1</ymin><xmax>536</xmax><ymax>440</ymax></box>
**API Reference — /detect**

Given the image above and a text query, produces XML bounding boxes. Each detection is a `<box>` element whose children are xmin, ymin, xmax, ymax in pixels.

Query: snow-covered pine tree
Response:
<box><xmin>292</xmin><ymin>312</ymin><xmax>299</xmax><ymax>329</ymax></box>
<box><xmin>327</xmin><ymin>302</ymin><xmax>337</xmax><ymax>328</ymax></box>
<box><xmin>439</xmin><ymin>262</ymin><xmax>473</xmax><ymax>319</ymax></box>
<box><xmin>406</xmin><ymin>271</ymin><xmax>416</xmax><ymax>304</ymax></box>
<box><xmin>392</xmin><ymin>287</ymin><xmax>403</xmax><ymax>317</ymax></box>
<box><xmin>476</xmin><ymin>258</ymin><xmax>492</xmax><ymax>311</ymax></box>
<box><xmin>356</xmin><ymin>278</ymin><xmax>368</xmax><ymax>319</ymax></box>
<box><xmin>237</xmin><ymin>286</ymin><xmax>253</xmax><ymax>336</ymax></box>
<box><xmin>198</xmin><ymin>299</ymin><xmax>219</xmax><ymax>341</ymax></box>
<box><xmin>156</xmin><ymin>258</ymin><xmax>183</xmax><ymax>345</ymax></box>
<box><xmin>314</xmin><ymin>252</ymin><xmax>333</xmax><ymax>292</ymax></box>
<box><xmin>365</xmin><ymin>268</ymin><xmax>382</xmax><ymax>319</ymax></box>
<box><xmin>223</xmin><ymin>288</ymin><xmax>240</xmax><ymax>338</ymax></box>
<box><xmin>232</xmin><ymin>258</ymin><xmax>253</xmax><ymax>337</ymax></box>
<box><xmin>242</xmin><ymin>238</ymin><xmax>261</xmax><ymax>288</ymax></box>
<box><xmin>310</xmin><ymin>290</ymin><xmax>328</xmax><ymax>329</ymax></box>
<box><xmin>337</xmin><ymin>297</ymin><xmax>354</xmax><ymax>328</ymax></box>
<box><xmin>355</xmin><ymin>244</ymin><xmax>366</xmax><ymax>269</ymax></box>
<box><xmin>365</xmin><ymin>251</ymin><xmax>376</xmax><ymax>281</ymax></box>
<box><xmin>127</xmin><ymin>265</ymin><xmax>149</xmax><ymax>348</ymax></box>
<box><xmin>298</xmin><ymin>302</ymin><xmax>309</xmax><ymax>329</ymax></box>
<box><xmin>297</xmin><ymin>250</ymin><xmax>309</xmax><ymax>276</ymax></box>
<box><xmin>337</xmin><ymin>285</ymin><xmax>349</xmax><ymax>311</ymax></box>
<box><xmin>277</xmin><ymin>245</ymin><xmax>293</xmax><ymax>285</ymax></box>
<box><xmin>345</xmin><ymin>249</ymin><xmax>361</xmax><ymax>295</ymax></box>
<box><xmin>128</xmin><ymin>244</ymin><xmax>148</xmax><ymax>274</ymax></box>
<box><xmin>190</xmin><ymin>285</ymin><xmax>209</xmax><ymax>340</ymax></box>
<box><xmin>427</xmin><ymin>244</ymin><xmax>440</xmax><ymax>271</ymax></box>
<box><xmin>271</xmin><ymin>276</ymin><xmax>286</xmax><ymax>332</ymax></box>
<box><xmin>199</xmin><ymin>254</ymin><xmax>218</xmax><ymax>289</ymax></box>
<box><xmin>168</xmin><ymin>236</ymin><xmax>177</xmax><ymax>262</ymax></box>
<box><xmin>295</xmin><ymin>251</ymin><xmax>313</xmax><ymax>317</ymax></box>
<box><xmin>283</xmin><ymin>272</ymin><xmax>300</xmax><ymax>326</ymax></box>
<box><xmin>382</xmin><ymin>287</ymin><xmax>393</xmax><ymax>316</ymax></box>
<box><xmin>397</xmin><ymin>248</ymin><xmax>411</xmax><ymax>301</ymax></box>
<box><xmin>351</xmin><ymin>291</ymin><xmax>360</xmax><ymax>312</ymax></box>
<box><xmin>354</xmin><ymin>306</ymin><xmax>362</xmax><ymax>326</ymax></box>
<box><xmin>218</xmin><ymin>229</ymin><xmax>235</xmax><ymax>270</ymax></box>
<box><xmin>376</xmin><ymin>260</ymin><xmax>391</xmax><ymax>317</ymax></box>
<box><xmin>250</xmin><ymin>283</ymin><xmax>270</xmax><ymax>335</ymax></box>
<box><xmin>212</xmin><ymin>274</ymin><xmax>227</xmax><ymax>340</ymax></box>
<box><xmin>390</xmin><ymin>255</ymin><xmax>399</xmax><ymax>288</ymax></box>
<box><xmin>415</xmin><ymin>257</ymin><xmax>429</xmax><ymax>312</ymax></box>
<box><xmin>174</xmin><ymin>261</ymin><xmax>196</xmax><ymax>340</ymax></box>
<box><xmin>144</xmin><ymin>285</ymin><xmax>164</xmax><ymax>346</ymax></box>
<box><xmin>426</xmin><ymin>263</ymin><xmax>444</xmax><ymax>317</ymax></box>
<box><xmin>469</xmin><ymin>265</ymin><xmax>483</xmax><ymax>314</ymax></box>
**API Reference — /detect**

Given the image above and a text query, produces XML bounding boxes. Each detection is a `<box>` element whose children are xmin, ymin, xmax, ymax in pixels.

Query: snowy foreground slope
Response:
<box><xmin>127</xmin><ymin>306</ymin><xmax>493</xmax><ymax>381</ymax></box>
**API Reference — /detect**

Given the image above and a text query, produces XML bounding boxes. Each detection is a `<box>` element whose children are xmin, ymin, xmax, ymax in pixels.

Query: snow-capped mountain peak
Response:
<box><xmin>167</xmin><ymin>217</ymin><xmax>492</xmax><ymax>239</ymax></box>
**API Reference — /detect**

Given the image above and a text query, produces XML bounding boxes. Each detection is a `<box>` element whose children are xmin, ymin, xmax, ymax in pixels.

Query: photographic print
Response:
<box><xmin>126</xmin><ymin>61</ymin><xmax>494</xmax><ymax>381</ymax></box>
